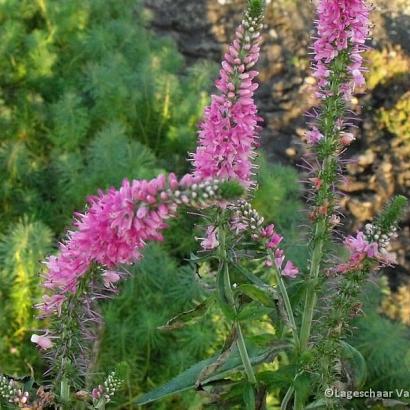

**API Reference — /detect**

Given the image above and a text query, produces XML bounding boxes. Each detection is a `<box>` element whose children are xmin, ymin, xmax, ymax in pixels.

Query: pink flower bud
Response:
<box><xmin>31</xmin><ymin>334</ymin><xmax>53</xmax><ymax>350</ymax></box>
<box><xmin>102</xmin><ymin>271</ymin><xmax>121</xmax><ymax>288</ymax></box>
<box><xmin>341</xmin><ymin>132</ymin><xmax>355</xmax><ymax>145</ymax></box>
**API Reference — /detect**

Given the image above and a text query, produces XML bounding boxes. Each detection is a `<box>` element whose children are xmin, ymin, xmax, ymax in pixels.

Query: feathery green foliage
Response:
<box><xmin>0</xmin><ymin>218</ymin><xmax>52</xmax><ymax>373</ymax></box>
<box><xmin>349</xmin><ymin>284</ymin><xmax>410</xmax><ymax>393</ymax></box>
<box><xmin>0</xmin><ymin>0</ymin><xmax>213</xmax><ymax>377</ymax></box>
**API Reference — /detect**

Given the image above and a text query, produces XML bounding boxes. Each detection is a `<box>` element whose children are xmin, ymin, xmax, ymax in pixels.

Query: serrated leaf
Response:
<box><xmin>234</xmin><ymin>263</ymin><xmax>276</xmax><ymax>293</ymax></box>
<box><xmin>238</xmin><ymin>283</ymin><xmax>275</xmax><ymax>307</ymax></box>
<box><xmin>135</xmin><ymin>344</ymin><xmax>285</xmax><ymax>405</ymax></box>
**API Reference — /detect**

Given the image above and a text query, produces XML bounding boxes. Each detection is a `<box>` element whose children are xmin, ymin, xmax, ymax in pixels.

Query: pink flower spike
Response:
<box><xmin>200</xmin><ymin>226</ymin><xmax>219</xmax><ymax>250</ymax></box>
<box><xmin>192</xmin><ymin>12</ymin><xmax>263</xmax><ymax>188</ymax></box>
<box><xmin>366</xmin><ymin>242</ymin><xmax>379</xmax><ymax>258</ymax></box>
<box><xmin>282</xmin><ymin>261</ymin><xmax>299</xmax><ymax>278</ymax></box>
<box><xmin>102</xmin><ymin>270</ymin><xmax>121</xmax><ymax>288</ymax></box>
<box><xmin>31</xmin><ymin>334</ymin><xmax>53</xmax><ymax>350</ymax></box>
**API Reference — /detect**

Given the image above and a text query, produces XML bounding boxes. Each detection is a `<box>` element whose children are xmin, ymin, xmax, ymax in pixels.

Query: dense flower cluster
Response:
<box><xmin>37</xmin><ymin>175</ymin><xmax>240</xmax><ymax>320</ymax></box>
<box><xmin>92</xmin><ymin>371</ymin><xmax>121</xmax><ymax>405</ymax></box>
<box><xmin>230</xmin><ymin>200</ymin><xmax>299</xmax><ymax>278</ymax></box>
<box><xmin>0</xmin><ymin>376</ymin><xmax>30</xmax><ymax>408</ymax></box>
<box><xmin>313</xmin><ymin>0</ymin><xmax>371</xmax><ymax>98</ymax></box>
<box><xmin>192</xmin><ymin>6</ymin><xmax>263</xmax><ymax>188</ymax></box>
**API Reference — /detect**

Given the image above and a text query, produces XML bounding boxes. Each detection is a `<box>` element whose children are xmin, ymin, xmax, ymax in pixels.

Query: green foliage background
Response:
<box><xmin>0</xmin><ymin>0</ymin><xmax>408</xmax><ymax>409</ymax></box>
<box><xmin>0</xmin><ymin>0</ymin><xmax>303</xmax><ymax>407</ymax></box>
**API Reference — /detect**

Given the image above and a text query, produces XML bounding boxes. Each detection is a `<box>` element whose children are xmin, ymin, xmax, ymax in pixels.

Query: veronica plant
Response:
<box><xmin>1</xmin><ymin>1</ymin><xmax>407</xmax><ymax>409</ymax></box>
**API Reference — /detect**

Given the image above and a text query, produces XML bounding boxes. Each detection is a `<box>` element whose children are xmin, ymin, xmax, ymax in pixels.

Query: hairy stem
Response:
<box><xmin>299</xmin><ymin>218</ymin><xmax>326</xmax><ymax>350</ymax></box>
<box><xmin>219</xmin><ymin>221</ymin><xmax>257</xmax><ymax>386</ymax></box>
<box><xmin>268</xmin><ymin>250</ymin><xmax>300</xmax><ymax>350</ymax></box>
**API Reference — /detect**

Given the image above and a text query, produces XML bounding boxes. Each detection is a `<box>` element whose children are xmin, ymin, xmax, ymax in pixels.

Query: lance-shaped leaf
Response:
<box><xmin>238</xmin><ymin>283</ymin><xmax>276</xmax><ymax>308</ymax></box>
<box><xmin>135</xmin><ymin>343</ymin><xmax>288</xmax><ymax>406</ymax></box>
<box><xmin>157</xmin><ymin>298</ymin><xmax>213</xmax><ymax>332</ymax></box>
<box><xmin>340</xmin><ymin>341</ymin><xmax>367</xmax><ymax>388</ymax></box>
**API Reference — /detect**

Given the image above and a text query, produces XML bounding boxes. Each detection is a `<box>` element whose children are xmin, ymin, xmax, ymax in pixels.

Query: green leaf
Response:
<box><xmin>219</xmin><ymin>180</ymin><xmax>244</xmax><ymax>200</ymax></box>
<box><xmin>247</xmin><ymin>333</ymin><xmax>277</xmax><ymax>348</ymax></box>
<box><xmin>238</xmin><ymin>284</ymin><xmax>275</xmax><ymax>307</ymax></box>
<box><xmin>257</xmin><ymin>365</ymin><xmax>297</xmax><ymax>388</ymax></box>
<box><xmin>237</xmin><ymin>301</ymin><xmax>273</xmax><ymax>321</ymax></box>
<box><xmin>157</xmin><ymin>298</ymin><xmax>213</xmax><ymax>331</ymax></box>
<box><xmin>305</xmin><ymin>399</ymin><xmax>327</xmax><ymax>409</ymax></box>
<box><xmin>243</xmin><ymin>383</ymin><xmax>256</xmax><ymax>410</ymax></box>
<box><xmin>340</xmin><ymin>341</ymin><xmax>367</xmax><ymax>388</ymax></box>
<box><xmin>217</xmin><ymin>267</ymin><xmax>236</xmax><ymax>320</ymax></box>
<box><xmin>135</xmin><ymin>345</ymin><xmax>282</xmax><ymax>405</ymax></box>
<box><xmin>234</xmin><ymin>263</ymin><xmax>274</xmax><ymax>290</ymax></box>
<box><xmin>293</xmin><ymin>372</ymin><xmax>312</xmax><ymax>405</ymax></box>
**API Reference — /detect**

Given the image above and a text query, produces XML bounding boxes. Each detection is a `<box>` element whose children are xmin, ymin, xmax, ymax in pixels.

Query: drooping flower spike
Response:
<box><xmin>192</xmin><ymin>0</ymin><xmax>264</xmax><ymax>188</ymax></box>
<box><xmin>38</xmin><ymin>175</ymin><xmax>244</xmax><ymax>317</ymax></box>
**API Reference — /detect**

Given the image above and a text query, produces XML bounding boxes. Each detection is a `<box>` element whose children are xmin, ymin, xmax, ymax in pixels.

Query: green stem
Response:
<box><xmin>219</xmin><ymin>223</ymin><xmax>257</xmax><ymax>386</ymax></box>
<box><xmin>223</xmin><ymin>257</ymin><xmax>257</xmax><ymax>385</ymax></box>
<box><xmin>60</xmin><ymin>377</ymin><xmax>70</xmax><ymax>406</ymax></box>
<box><xmin>268</xmin><ymin>251</ymin><xmax>300</xmax><ymax>351</ymax></box>
<box><xmin>293</xmin><ymin>392</ymin><xmax>305</xmax><ymax>410</ymax></box>
<box><xmin>281</xmin><ymin>386</ymin><xmax>294</xmax><ymax>410</ymax></box>
<box><xmin>299</xmin><ymin>218</ymin><xmax>326</xmax><ymax>350</ymax></box>
<box><xmin>295</xmin><ymin>196</ymin><xmax>327</xmax><ymax>410</ymax></box>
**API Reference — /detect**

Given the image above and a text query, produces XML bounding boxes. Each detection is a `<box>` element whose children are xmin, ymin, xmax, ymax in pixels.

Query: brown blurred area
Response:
<box><xmin>145</xmin><ymin>0</ymin><xmax>410</xmax><ymax>285</ymax></box>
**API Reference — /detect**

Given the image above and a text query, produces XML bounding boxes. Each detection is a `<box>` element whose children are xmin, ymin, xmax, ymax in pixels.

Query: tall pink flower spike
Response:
<box><xmin>313</xmin><ymin>0</ymin><xmax>370</xmax><ymax>98</ymax></box>
<box><xmin>192</xmin><ymin>7</ymin><xmax>263</xmax><ymax>188</ymax></box>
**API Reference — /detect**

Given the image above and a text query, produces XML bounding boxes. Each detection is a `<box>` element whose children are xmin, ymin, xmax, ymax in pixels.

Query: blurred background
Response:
<box><xmin>0</xmin><ymin>0</ymin><xmax>409</xmax><ymax>408</ymax></box>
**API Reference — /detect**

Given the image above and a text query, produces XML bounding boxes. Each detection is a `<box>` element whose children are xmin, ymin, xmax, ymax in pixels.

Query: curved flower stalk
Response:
<box><xmin>229</xmin><ymin>200</ymin><xmax>300</xmax><ymax>346</ymax></box>
<box><xmin>313</xmin><ymin>196</ymin><xmax>407</xmax><ymax>407</ymax></box>
<box><xmin>230</xmin><ymin>200</ymin><xmax>299</xmax><ymax>279</ymax></box>
<box><xmin>33</xmin><ymin>175</ymin><xmax>243</xmax><ymax>400</ymax></box>
<box><xmin>192</xmin><ymin>0</ymin><xmax>264</xmax><ymax>188</ymax></box>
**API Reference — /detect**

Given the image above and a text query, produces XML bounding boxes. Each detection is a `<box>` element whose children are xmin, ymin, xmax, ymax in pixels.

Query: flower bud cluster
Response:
<box><xmin>231</xmin><ymin>200</ymin><xmax>265</xmax><ymax>236</ymax></box>
<box><xmin>230</xmin><ymin>200</ymin><xmax>299</xmax><ymax>278</ymax></box>
<box><xmin>364</xmin><ymin>223</ymin><xmax>398</xmax><ymax>248</ymax></box>
<box><xmin>170</xmin><ymin>177</ymin><xmax>235</xmax><ymax>207</ymax></box>
<box><xmin>92</xmin><ymin>371</ymin><xmax>121</xmax><ymax>404</ymax></box>
<box><xmin>0</xmin><ymin>376</ymin><xmax>29</xmax><ymax>407</ymax></box>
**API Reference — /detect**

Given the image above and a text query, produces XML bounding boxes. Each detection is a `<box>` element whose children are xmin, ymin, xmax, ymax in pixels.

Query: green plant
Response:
<box><xmin>0</xmin><ymin>218</ymin><xmax>52</xmax><ymax>373</ymax></box>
